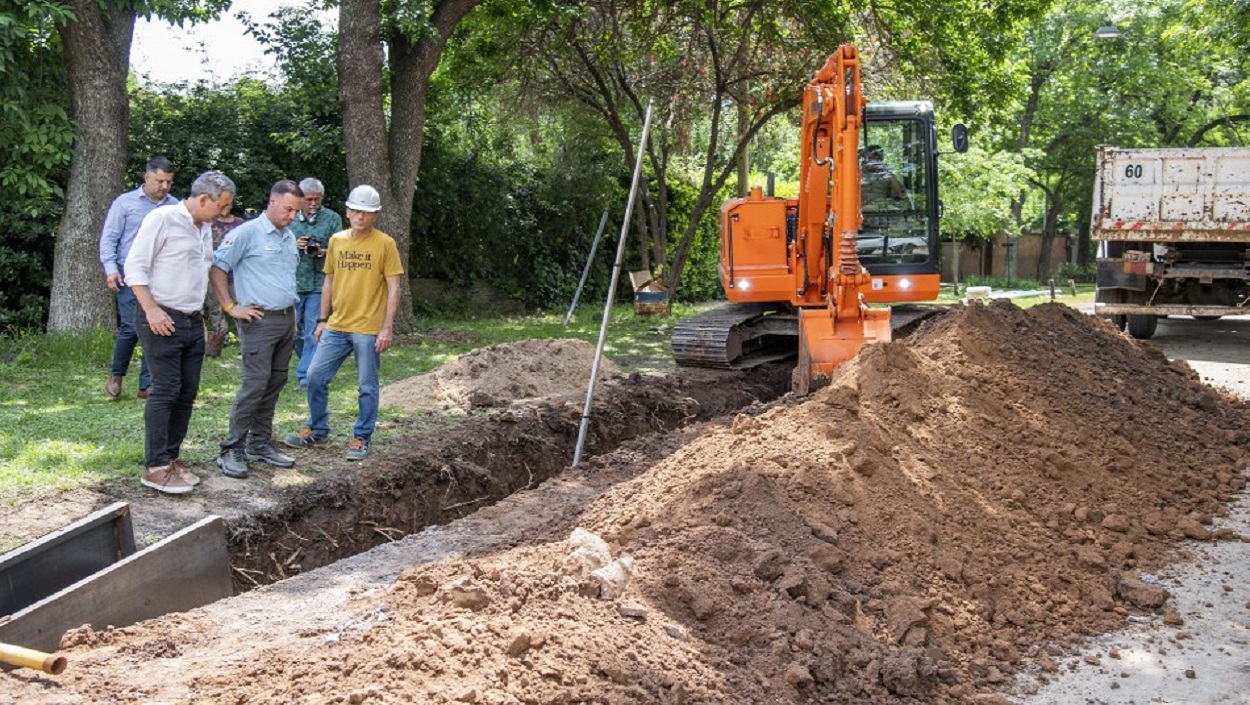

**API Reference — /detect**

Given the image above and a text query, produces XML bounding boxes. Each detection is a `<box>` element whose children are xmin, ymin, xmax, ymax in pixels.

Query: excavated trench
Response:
<box><xmin>224</xmin><ymin>364</ymin><xmax>793</xmax><ymax>591</ymax></box>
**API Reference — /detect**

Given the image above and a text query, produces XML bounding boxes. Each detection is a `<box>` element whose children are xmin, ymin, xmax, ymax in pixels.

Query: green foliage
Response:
<box><xmin>0</xmin><ymin>201</ymin><xmax>59</xmax><ymax>332</ymax></box>
<box><xmin>411</xmin><ymin>82</ymin><xmax>627</xmax><ymax>312</ymax></box>
<box><xmin>238</xmin><ymin>3</ymin><xmax>342</xmax><ymax>162</ymax></box>
<box><xmin>940</xmin><ymin>145</ymin><xmax>1041</xmax><ymax>240</ymax></box>
<box><xmin>1054</xmin><ymin>260</ymin><xmax>1096</xmax><ymax>282</ymax></box>
<box><xmin>0</xmin><ymin>2</ymin><xmax>71</xmax><ymax>330</ymax></box>
<box><xmin>973</xmin><ymin>0</ymin><xmax>1250</xmax><ymax>262</ymax></box>
<box><xmin>128</xmin><ymin>76</ymin><xmax>347</xmax><ymax>210</ymax></box>
<box><xmin>0</xmin><ymin>1</ymin><xmax>73</xmax><ymax>205</ymax></box>
<box><xmin>661</xmin><ymin>168</ymin><xmax>726</xmax><ymax>302</ymax></box>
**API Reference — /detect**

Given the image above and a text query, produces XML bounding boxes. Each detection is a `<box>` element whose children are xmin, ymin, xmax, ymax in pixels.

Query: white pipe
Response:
<box><xmin>564</xmin><ymin>210</ymin><xmax>611</xmax><ymax>325</ymax></box>
<box><xmin>573</xmin><ymin>99</ymin><xmax>655</xmax><ymax>467</ymax></box>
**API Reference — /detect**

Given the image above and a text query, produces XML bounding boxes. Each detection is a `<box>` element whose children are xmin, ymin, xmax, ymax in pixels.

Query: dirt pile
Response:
<box><xmin>381</xmin><ymin>338</ymin><xmax>622</xmax><ymax>413</ymax></box>
<box><xmin>4</xmin><ymin>302</ymin><xmax>1248</xmax><ymax>704</ymax></box>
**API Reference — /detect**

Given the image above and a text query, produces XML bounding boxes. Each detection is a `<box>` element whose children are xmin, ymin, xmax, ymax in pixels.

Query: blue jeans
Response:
<box><xmin>306</xmin><ymin>329</ymin><xmax>380</xmax><ymax>442</ymax></box>
<box><xmin>110</xmin><ymin>284</ymin><xmax>152</xmax><ymax>389</ymax></box>
<box><xmin>293</xmin><ymin>291</ymin><xmax>321</xmax><ymax>385</ymax></box>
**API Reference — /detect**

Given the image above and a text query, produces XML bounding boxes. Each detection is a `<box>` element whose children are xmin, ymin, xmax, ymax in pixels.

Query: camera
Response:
<box><xmin>302</xmin><ymin>240</ymin><xmax>325</xmax><ymax>257</ymax></box>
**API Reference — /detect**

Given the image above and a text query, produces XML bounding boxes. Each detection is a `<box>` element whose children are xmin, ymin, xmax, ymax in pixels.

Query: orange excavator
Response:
<box><xmin>671</xmin><ymin>45</ymin><xmax>967</xmax><ymax>392</ymax></box>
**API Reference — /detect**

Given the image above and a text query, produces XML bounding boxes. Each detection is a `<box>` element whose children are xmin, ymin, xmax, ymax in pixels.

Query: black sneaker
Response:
<box><xmin>217</xmin><ymin>447</ymin><xmax>249</xmax><ymax>479</ymax></box>
<box><xmin>246</xmin><ymin>442</ymin><xmax>296</xmax><ymax>468</ymax></box>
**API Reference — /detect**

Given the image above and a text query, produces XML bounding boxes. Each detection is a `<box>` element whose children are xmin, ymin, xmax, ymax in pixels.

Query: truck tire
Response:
<box><xmin>1126</xmin><ymin>314</ymin><xmax>1157</xmax><ymax>339</ymax></box>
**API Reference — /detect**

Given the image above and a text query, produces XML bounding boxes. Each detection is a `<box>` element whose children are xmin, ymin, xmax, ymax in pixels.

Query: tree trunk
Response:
<box><xmin>337</xmin><ymin>0</ymin><xmax>482</xmax><ymax>331</ymax></box>
<box><xmin>1036</xmin><ymin>193</ymin><xmax>1063</xmax><ymax>281</ymax></box>
<box><xmin>48</xmin><ymin>1</ymin><xmax>134</xmax><ymax>333</ymax></box>
<box><xmin>1076</xmin><ymin>219</ymin><xmax>1091</xmax><ymax>267</ymax></box>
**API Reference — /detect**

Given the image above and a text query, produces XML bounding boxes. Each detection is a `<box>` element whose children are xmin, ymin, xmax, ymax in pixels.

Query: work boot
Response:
<box><xmin>216</xmin><ymin>447</ymin><xmax>250</xmax><ymax>479</ymax></box>
<box><xmin>246</xmin><ymin>442</ymin><xmax>295</xmax><ymax>468</ymax></box>
<box><xmin>140</xmin><ymin>465</ymin><xmax>194</xmax><ymax>495</ymax></box>
<box><xmin>104</xmin><ymin>375</ymin><xmax>122</xmax><ymax>400</ymax></box>
<box><xmin>169</xmin><ymin>458</ymin><xmax>200</xmax><ymax>486</ymax></box>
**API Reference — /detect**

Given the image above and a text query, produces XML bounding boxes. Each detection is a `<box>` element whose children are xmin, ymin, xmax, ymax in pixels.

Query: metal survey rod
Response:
<box><xmin>573</xmin><ymin>100</ymin><xmax>654</xmax><ymax>467</ymax></box>
<box><xmin>565</xmin><ymin>210</ymin><xmax>611</xmax><ymax>325</ymax></box>
<box><xmin>0</xmin><ymin>641</ymin><xmax>67</xmax><ymax>675</ymax></box>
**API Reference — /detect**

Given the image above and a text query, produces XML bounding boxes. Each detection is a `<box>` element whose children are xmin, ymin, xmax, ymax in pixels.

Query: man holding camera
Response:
<box><xmin>209</xmin><ymin>179</ymin><xmax>305</xmax><ymax>480</ymax></box>
<box><xmin>290</xmin><ymin>178</ymin><xmax>343</xmax><ymax>389</ymax></box>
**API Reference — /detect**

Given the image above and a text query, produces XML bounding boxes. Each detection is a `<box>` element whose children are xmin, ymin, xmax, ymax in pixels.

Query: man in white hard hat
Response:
<box><xmin>283</xmin><ymin>184</ymin><xmax>403</xmax><ymax>461</ymax></box>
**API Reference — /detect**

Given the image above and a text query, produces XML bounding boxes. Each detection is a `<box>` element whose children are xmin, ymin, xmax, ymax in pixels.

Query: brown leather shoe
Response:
<box><xmin>104</xmin><ymin>375</ymin><xmax>122</xmax><ymax>400</ymax></box>
<box><xmin>169</xmin><ymin>458</ymin><xmax>200</xmax><ymax>486</ymax></box>
<box><xmin>137</xmin><ymin>388</ymin><xmax>149</xmax><ymax>399</ymax></box>
<box><xmin>140</xmin><ymin>465</ymin><xmax>194</xmax><ymax>495</ymax></box>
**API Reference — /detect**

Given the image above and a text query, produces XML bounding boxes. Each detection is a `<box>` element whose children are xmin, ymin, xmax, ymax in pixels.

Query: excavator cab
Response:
<box><xmin>857</xmin><ymin>102</ymin><xmax>945</xmax><ymax>302</ymax></box>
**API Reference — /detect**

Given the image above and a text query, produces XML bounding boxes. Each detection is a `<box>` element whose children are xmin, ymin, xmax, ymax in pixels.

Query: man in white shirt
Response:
<box><xmin>125</xmin><ymin>171</ymin><xmax>237</xmax><ymax>495</ymax></box>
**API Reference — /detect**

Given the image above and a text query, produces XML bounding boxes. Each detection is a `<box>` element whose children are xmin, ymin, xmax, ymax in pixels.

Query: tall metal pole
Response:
<box><xmin>564</xmin><ymin>210</ymin><xmax>610</xmax><ymax>325</ymax></box>
<box><xmin>572</xmin><ymin>99</ymin><xmax>654</xmax><ymax>467</ymax></box>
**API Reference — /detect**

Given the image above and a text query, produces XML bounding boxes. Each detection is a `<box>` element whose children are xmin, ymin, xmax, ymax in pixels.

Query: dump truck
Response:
<box><xmin>1092</xmin><ymin>145</ymin><xmax>1250</xmax><ymax>338</ymax></box>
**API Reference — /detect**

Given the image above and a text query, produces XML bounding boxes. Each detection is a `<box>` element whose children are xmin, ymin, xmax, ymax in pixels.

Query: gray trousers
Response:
<box><xmin>222</xmin><ymin>309</ymin><xmax>297</xmax><ymax>451</ymax></box>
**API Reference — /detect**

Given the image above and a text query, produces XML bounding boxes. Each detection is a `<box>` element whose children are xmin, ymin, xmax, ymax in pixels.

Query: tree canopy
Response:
<box><xmin>10</xmin><ymin>0</ymin><xmax>1250</xmax><ymax>332</ymax></box>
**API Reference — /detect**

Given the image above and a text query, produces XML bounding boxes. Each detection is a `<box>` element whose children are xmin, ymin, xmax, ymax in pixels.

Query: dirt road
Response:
<box><xmin>1017</xmin><ymin>313</ymin><xmax>1250</xmax><ymax>704</ymax></box>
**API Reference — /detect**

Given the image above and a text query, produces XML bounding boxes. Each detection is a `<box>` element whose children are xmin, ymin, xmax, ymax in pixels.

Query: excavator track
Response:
<box><xmin>671</xmin><ymin>302</ymin><xmax>949</xmax><ymax>370</ymax></box>
<box><xmin>670</xmin><ymin>303</ymin><xmax>799</xmax><ymax>369</ymax></box>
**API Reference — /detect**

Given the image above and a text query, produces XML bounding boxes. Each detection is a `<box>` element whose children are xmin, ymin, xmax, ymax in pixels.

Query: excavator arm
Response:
<box><xmin>793</xmin><ymin>45</ymin><xmax>891</xmax><ymax>393</ymax></box>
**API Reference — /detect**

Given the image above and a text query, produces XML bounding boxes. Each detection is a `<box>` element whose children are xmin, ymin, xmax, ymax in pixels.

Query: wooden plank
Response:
<box><xmin>0</xmin><ymin>502</ymin><xmax>136</xmax><ymax>616</ymax></box>
<box><xmin>0</xmin><ymin>516</ymin><xmax>232</xmax><ymax>653</ymax></box>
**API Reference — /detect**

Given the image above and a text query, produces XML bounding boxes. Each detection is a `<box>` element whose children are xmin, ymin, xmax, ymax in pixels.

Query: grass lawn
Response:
<box><xmin>0</xmin><ymin>305</ymin><xmax>677</xmax><ymax>504</ymax></box>
<box><xmin>936</xmin><ymin>282</ymin><xmax>1096</xmax><ymax>307</ymax></box>
<box><xmin>0</xmin><ymin>289</ymin><xmax>1096</xmax><ymax>509</ymax></box>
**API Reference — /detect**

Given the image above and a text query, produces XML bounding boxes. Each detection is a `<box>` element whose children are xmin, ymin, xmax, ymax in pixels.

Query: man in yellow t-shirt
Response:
<box><xmin>283</xmin><ymin>184</ymin><xmax>404</xmax><ymax>460</ymax></box>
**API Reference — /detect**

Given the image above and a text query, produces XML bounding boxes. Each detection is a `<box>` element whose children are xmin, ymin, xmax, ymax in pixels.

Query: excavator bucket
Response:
<box><xmin>794</xmin><ymin>306</ymin><xmax>892</xmax><ymax>394</ymax></box>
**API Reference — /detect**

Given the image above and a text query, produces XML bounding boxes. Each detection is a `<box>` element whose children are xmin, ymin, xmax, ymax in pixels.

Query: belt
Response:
<box><xmin>158</xmin><ymin>305</ymin><xmax>202</xmax><ymax>318</ymax></box>
<box><xmin>261</xmin><ymin>307</ymin><xmax>295</xmax><ymax>315</ymax></box>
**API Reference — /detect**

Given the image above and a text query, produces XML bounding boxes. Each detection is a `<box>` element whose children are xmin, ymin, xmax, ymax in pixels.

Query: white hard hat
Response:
<box><xmin>345</xmin><ymin>184</ymin><xmax>382</xmax><ymax>212</ymax></box>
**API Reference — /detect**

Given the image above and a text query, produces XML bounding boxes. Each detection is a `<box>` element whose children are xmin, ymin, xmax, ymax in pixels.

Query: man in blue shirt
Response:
<box><xmin>99</xmin><ymin>156</ymin><xmax>178</xmax><ymax>400</ymax></box>
<box><xmin>209</xmin><ymin>179</ymin><xmax>304</xmax><ymax>480</ymax></box>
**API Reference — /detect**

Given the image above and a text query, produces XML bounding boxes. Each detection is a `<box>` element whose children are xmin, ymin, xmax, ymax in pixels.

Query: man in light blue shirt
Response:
<box><xmin>99</xmin><ymin>156</ymin><xmax>178</xmax><ymax>400</ymax></box>
<box><xmin>209</xmin><ymin>179</ymin><xmax>304</xmax><ymax>480</ymax></box>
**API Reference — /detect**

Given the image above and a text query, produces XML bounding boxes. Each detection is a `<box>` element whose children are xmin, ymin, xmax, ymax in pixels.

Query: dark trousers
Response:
<box><xmin>222</xmin><ymin>310</ymin><xmax>296</xmax><ymax>451</ymax></box>
<box><xmin>135</xmin><ymin>306</ymin><xmax>205</xmax><ymax>468</ymax></box>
